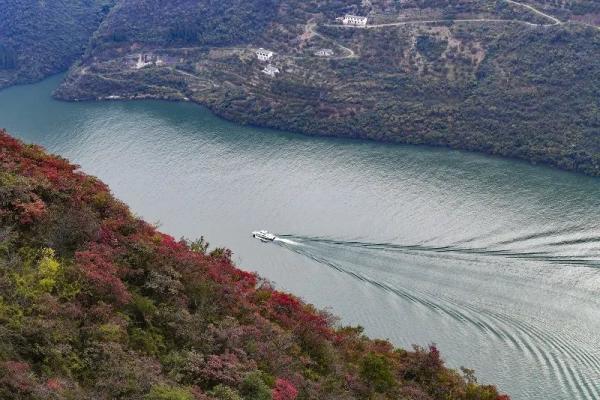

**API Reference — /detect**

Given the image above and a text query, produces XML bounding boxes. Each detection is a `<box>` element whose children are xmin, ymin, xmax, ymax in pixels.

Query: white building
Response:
<box><xmin>342</xmin><ymin>15</ymin><xmax>368</xmax><ymax>27</ymax></box>
<box><xmin>256</xmin><ymin>48</ymin><xmax>274</xmax><ymax>61</ymax></box>
<box><xmin>315</xmin><ymin>48</ymin><xmax>334</xmax><ymax>57</ymax></box>
<box><xmin>133</xmin><ymin>53</ymin><xmax>167</xmax><ymax>69</ymax></box>
<box><xmin>262</xmin><ymin>64</ymin><xmax>280</xmax><ymax>77</ymax></box>
<box><xmin>135</xmin><ymin>53</ymin><xmax>152</xmax><ymax>69</ymax></box>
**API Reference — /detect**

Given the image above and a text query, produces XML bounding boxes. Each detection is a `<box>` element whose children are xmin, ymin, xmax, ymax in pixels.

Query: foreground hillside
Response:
<box><xmin>53</xmin><ymin>0</ymin><xmax>600</xmax><ymax>176</ymax></box>
<box><xmin>0</xmin><ymin>130</ymin><xmax>507</xmax><ymax>399</ymax></box>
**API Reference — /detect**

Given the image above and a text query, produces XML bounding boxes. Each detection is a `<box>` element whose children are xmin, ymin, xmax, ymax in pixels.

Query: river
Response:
<box><xmin>1</xmin><ymin>75</ymin><xmax>599</xmax><ymax>400</ymax></box>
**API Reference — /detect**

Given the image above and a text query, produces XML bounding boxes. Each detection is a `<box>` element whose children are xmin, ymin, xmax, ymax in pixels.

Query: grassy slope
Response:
<box><xmin>0</xmin><ymin>129</ymin><xmax>509</xmax><ymax>399</ymax></box>
<box><xmin>54</xmin><ymin>0</ymin><xmax>600</xmax><ymax>176</ymax></box>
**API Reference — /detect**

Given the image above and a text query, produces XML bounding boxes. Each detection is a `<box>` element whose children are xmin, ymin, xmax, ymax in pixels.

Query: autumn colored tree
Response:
<box><xmin>0</xmin><ymin>130</ymin><xmax>509</xmax><ymax>400</ymax></box>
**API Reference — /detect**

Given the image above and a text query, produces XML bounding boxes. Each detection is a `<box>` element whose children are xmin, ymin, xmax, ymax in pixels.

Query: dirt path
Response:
<box><xmin>504</xmin><ymin>0</ymin><xmax>561</xmax><ymax>25</ymax></box>
<box><xmin>323</xmin><ymin>0</ymin><xmax>562</xmax><ymax>30</ymax></box>
<box><xmin>307</xmin><ymin>20</ymin><xmax>357</xmax><ymax>59</ymax></box>
<box><xmin>325</xmin><ymin>18</ymin><xmax>544</xmax><ymax>29</ymax></box>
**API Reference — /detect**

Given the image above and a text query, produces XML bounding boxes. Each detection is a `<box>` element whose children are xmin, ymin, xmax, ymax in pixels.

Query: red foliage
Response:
<box><xmin>15</xmin><ymin>197</ymin><xmax>46</xmax><ymax>224</ymax></box>
<box><xmin>185</xmin><ymin>352</ymin><xmax>255</xmax><ymax>387</ymax></box>
<box><xmin>268</xmin><ymin>292</ymin><xmax>332</xmax><ymax>338</ymax></box>
<box><xmin>0</xmin><ymin>132</ymin><xmax>25</xmax><ymax>154</ymax></box>
<box><xmin>0</xmin><ymin>131</ymin><xmax>511</xmax><ymax>400</ymax></box>
<box><xmin>75</xmin><ymin>244</ymin><xmax>131</xmax><ymax>305</ymax></box>
<box><xmin>46</xmin><ymin>378</ymin><xmax>63</xmax><ymax>391</ymax></box>
<box><xmin>97</xmin><ymin>225</ymin><xmax>118</xmax><ymax>245</ymax></box>
<box><xmin>270</xmin><ymin>292</ymin><xmax>302</xmax><ymax>314</ymax></box>
<box><xmin>272</xmin><ymin>378</ymin><xmax>298</xmax><ymax>400</ymax></box>
<box><xmin>158</xmin><ymin>233</ymin><xmax>187</xmax><ymax>253</ymax></box>
<box><xmin>0</xmin><ymin>361</ymin><xmax>32</xmax><ymax>392</ymax></box>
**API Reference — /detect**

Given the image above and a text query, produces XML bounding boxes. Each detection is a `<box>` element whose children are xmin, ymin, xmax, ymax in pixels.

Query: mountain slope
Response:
<box><xmin>0</xmin><ymin>129</ymin><xmax>508</xmax><ymax>399</ymax></box>
<box><xmin>54</xmin><ymin>0</ymin><xmax>600</xmax><ymax>176</ymax></box>
<box><xmin>0</xmin><ymin>0</ymin><xmax>114</xmax><ymax>89</ymax></box>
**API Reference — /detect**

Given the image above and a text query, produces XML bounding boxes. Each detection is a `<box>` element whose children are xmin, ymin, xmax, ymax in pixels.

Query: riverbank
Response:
<box><xmin>53</xmin><ymin>17</ymin><xmax>600</xmax><ymax>177</ymax></box>
<box><xmin>54</xmin><ymin>58</ymin><xmax>600</xmax><ymax>179</ymax></box>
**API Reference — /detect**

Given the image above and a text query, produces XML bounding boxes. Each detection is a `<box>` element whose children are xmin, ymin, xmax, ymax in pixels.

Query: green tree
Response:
<box><xmin>145</xmin><ymin>384</ymin><xmax>193</xmax><ymax>400</ymax></box>
<box><xmin>360</xmin><ymin>352</ymin><xmax>395</xmax><ymax>393</ymax></box>
<box><xmin>209</xmin><ymin>384</ymin><xmax>243</xmax><ymax>400</ymax></box>
<box><xmin>240</xmin><ymin>371</ymin><xmax>272</xmax><ymax>400</ymax></box>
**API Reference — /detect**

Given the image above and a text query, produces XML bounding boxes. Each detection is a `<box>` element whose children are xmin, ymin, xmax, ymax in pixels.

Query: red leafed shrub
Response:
<box><xmin>46</xmin><ymin>378</ymin><xmax>63</xmax><ymax>391</ymax></box>
<box><xmin>158</xmin><ymin>233</ymin><xmax>187</xmax><ymax>253</ymax></box>
<box><xmin>272</xmin><ymin>378</ymin><xmax>298</xmax><ymax>400</ymax></box>
<box><xmin>270</xmin><ymin>292</ymin><xmax>302</xmax><ymax>315</ymax></box>
<box><xmin>76</xmin><ymin>244</ymin><xmax>131</xmax><ymax>305</ymax></box>
<box><xmin>0</xmin><ymin>361</ymin><xmax>32</xmax><ymax>392</ymax></box>
<box><xmin>184</xmin><ymin>352</ymin><xmax>255</xmax><ymax>388</ymax></box>
<box><xmin>0</xmin><ymin>131</ymin><xmax>510</xmax><ymax>400</ymax></box>
<box><xmin>16</xmin><ymin>197</ymin><xmax>46</xmax><ymax>224</ymax></box>
<box><xmin>268</xmin><ymin>292</ymin><xmax>333</xmax><ymax>338</ymax></box>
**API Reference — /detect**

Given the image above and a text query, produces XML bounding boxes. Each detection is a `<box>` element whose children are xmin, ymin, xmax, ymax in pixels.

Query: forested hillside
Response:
<box><xmin>0</xmin><ymin>130</ymin><xmax>509</xmax><ymax>399</ymax></box>
<box><xmin>0</xmin><ymin>0</ymin><xmax>114</xmax><ymax>89</ymax></box>
<box><xmin>0</xmin><ymin>1</ymin><xmax>598</xmax><ymax>175</ymax></box>
<box><xmin>54</xmin><ymin>0</ymin><xmax>600</xmax><ymax>176</ymax></box>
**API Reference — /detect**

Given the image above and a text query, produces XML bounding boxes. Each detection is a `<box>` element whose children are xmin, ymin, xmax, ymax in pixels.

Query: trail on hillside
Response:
<box><xmin>322</xmin><ymin>0</ymin><xmax>561</xmax><ymax>30</ymax></box>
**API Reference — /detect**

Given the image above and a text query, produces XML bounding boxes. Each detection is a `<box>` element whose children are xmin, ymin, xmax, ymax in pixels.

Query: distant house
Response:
<box><xmin>256</xmin><ymin>48</ymin><xmax>274</xmax><ymax>61</ymax></box>
<box><xmin>130</xmin><ymin>53</ymin><xmax>177</xmax><ymax>69</ymax></box>
<box><xmin>342</xmin><ymin>15</ymin><xmax>368</xmax><ymax>27</ymax></box>
<box><xmin>262</xmin><ymin>64</ymin><xmax>280</xmax><ymax>77</ymax></box>
<box><xmin>315</xmin><ymin>48</ymin><xmax>334</xmax><ymax>57</ymax></box>
<box><xmin>135</xmin><ymin>53</ymin><xmax>152</xmax><ymax>69</ymax></box>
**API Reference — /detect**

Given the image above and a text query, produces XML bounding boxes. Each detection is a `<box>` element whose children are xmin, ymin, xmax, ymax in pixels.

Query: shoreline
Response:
<box><xmin>53</xmin><ymin>87</ymin><xmax>600</xmax><ymax>179</ymax></box>
<box><xmin>0</xmin><ymin>71</ymin><xmax>596</xmax><ymax>179</ymax></box>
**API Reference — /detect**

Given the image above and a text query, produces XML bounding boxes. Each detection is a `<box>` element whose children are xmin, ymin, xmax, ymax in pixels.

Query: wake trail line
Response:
<box><xmin>274</xmin><ymin>237</ymin><xmax>302</xmax><ymax>246</ymax></box>
<box><xmin>273</xmin><ymin>236</ymin><xmax>600</xmax><ymax>400</ymax></box>
<box><xmin>276</xmin><ymin>234</ymin><xmax>600</xmax><ymax>268</ymax></box>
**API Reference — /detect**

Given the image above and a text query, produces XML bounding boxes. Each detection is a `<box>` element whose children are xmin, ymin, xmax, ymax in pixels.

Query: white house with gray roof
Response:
<box><xmin>256</xmin><ymin>48</ymin><xmax>274</xmax><ymax>61</ymax></box>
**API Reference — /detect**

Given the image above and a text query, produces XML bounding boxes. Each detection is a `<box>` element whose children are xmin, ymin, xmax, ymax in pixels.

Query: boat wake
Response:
<box><xmin>277</xmin><ymin>234</ymin><xmax>600</xmax><ymax>268</ymax></box>
<box><xmin>274</xmin><ymin>237</ymin><xmax>302</xmax><ymax>246</ymax></box>
<box><xmin>274</xmin><ymin>233</ymin><xmax>600</xmax><ymax>400</ymax></box>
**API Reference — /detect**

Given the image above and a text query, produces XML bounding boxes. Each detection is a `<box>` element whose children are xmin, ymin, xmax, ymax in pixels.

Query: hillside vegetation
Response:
<box><xmin>0</xmin><ymin>0</ymin><xmax>114</xmax><ymax>89</ymax></box>
<box><xmin>0</xmin><ymin>129</ymin><xmax>509</xmax><ymax>399</ymax></box>
<box><xmin>53</xmin><ymin>0</ymin><xmax>600</xmax><ymax>176</ymax></box>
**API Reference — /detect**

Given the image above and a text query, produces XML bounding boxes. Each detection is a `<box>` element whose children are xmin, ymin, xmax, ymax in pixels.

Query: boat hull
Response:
<box><xmin>252</xmin><ymin>230</ymin><xmax>276</xmax><ymax>242</ymax></box>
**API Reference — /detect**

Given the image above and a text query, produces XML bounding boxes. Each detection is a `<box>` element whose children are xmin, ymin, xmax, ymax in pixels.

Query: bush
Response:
<box><xmin>145</xmin><ymin>384</ymin><xmax>194</xmax><ymax>400</ymax></box>
<box><xmin>209</xmin><ymin>384</ymin><xmax>244</xmax><ymax>400</ymax></box>
<box><xmin>360</xmin><ymin>353</ymin><xmax>396</xmax><ymax>393</ymax></box>
<box><xmin>240</xmin><ymin>371</ymin><xmax>273</xmax><ymax>400</ymax></box>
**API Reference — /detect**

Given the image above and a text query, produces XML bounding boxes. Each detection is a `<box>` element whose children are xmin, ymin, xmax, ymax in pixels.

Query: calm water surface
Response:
<box><xmin>1</xmin><ymin>75</ymin><xmax>600</xmax><ymax>400</ymax></box>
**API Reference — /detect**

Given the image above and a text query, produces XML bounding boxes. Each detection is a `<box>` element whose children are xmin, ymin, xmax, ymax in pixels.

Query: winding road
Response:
<box><xmin>305</xmin><ymin>20</ymin><xmax>357</xmax><ymax>59</ymax></box>
<box><xmin>324</xmin><ymin>0</ymin><xmax>562</xmax><ymax>30</ymax></box>
<box><xmin>504</xmin><ymin>0</ymin><xmax>561</xmax><ymax>25</ymax></box>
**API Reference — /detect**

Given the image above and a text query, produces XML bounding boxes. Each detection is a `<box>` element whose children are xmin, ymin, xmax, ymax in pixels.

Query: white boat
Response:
<box><xmin>252</xmin><ymin>230</ymin><xmax>276</xmax><ymax>242</ymax></box>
